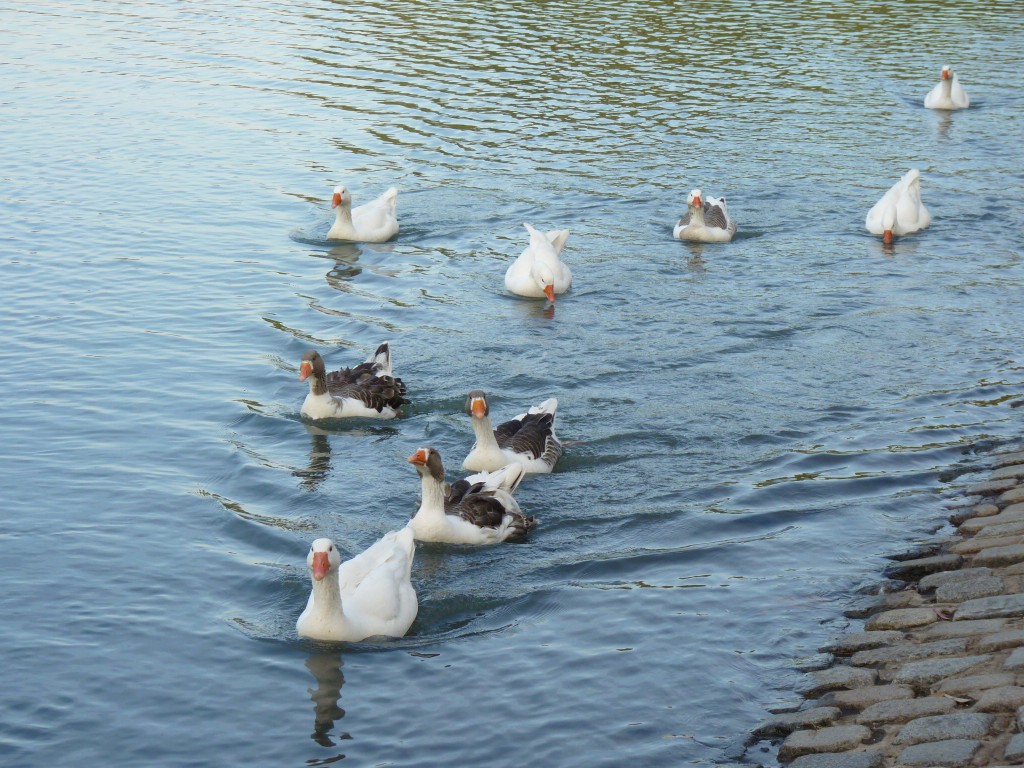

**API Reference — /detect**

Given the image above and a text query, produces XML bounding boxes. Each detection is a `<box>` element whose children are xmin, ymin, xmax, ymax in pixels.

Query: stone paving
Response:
<box><xmin>745</xmin><ymin>445</ymin><xmax>1024</xmax><ymax>767</ymax></box>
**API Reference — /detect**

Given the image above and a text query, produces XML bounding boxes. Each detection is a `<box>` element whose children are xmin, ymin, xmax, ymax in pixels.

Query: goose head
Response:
<box><xmin>331</xmin><ymin>185</ymin><xmax>351</xmax><ymax>208</ymax></box>
<box><xmin>523</xmin><ymin>223</ymin><xmax>560</xmax><ymax>302</ymax></box>
<box><xmin>530</xmin><ymin>260</ymin><xmax>557</xmax><ymax>302</ymax></box>
<box><xmin>408</xmin><ymin>447</ymin><xmax>446</xmax><ymax>483</ymax></box>
<box><xmin>465</xmin><ymin>390</ymin><xmax>489</xmax><ymax>419</ymax></box>
<box><xmin>307</xmin><ymin>538</ymin><xmax>341</xmax><ymax>581</ymax></box>
<box><xmin>881</xmin><ymin>205</ymin><xmax>897</xmax><ymax>245</ymax></box>
<box><xmin>299</xmin><ymin>350</ymin><xmax>326</xmax><ymax>382</ymax></box>
<box><xmin>687</xmin><ymin>189</ymin><xmax>703</xmax><ymax>210</ymax></box>
<box><xmin>941</xmin><ymin>65</ymin><xmax>951</xmax><ymax>81</ymax></box>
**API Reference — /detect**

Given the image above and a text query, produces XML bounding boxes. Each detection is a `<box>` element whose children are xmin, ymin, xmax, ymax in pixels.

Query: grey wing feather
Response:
<box><xmin>703</xmin><ymin>201</ymin><xmax>730</xmax><ymax>231</ymax></box>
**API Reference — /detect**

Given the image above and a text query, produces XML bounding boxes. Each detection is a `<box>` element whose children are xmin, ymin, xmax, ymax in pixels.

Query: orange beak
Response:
<box><xmin>883</xmin><ymin>229</ymin><xmax>893</xmax><ymax>245</ymax></box>
<box><xmin>941</xmin><ymin>69</ymin><xmax>949</xmax><ymax>80</ymax></box>
<box><xmin>543</xmin><ymin>285</ymin><xmax>555</xmax><ymax>303</ymax></box>
<box><xmin>408</xmin><ymin>448</ymin><xmax>428</xmax><ymax>465</ymax></box>
<box><xmin>299</xmin><ymin>361</ymin><xmax>313</xmax><ymax>381</ymax></box>
<box><xmin>331</xmin><ymin>192</ymin><xmax>342</xmax><ymax>208</ymax></box>
<box><xmin>312</xmin><ymin>551</ymin><xmax>330</xmax><ymax>581</ymax></box>
<box><xmin>470</xmin><ymin>398</ymin><xmax>487</xmax><ymax>419</ymax></box>
<box><xmin>693</xmin><ymin>195</ymin><xmax>702</xmax><ymax>208</ymax></box>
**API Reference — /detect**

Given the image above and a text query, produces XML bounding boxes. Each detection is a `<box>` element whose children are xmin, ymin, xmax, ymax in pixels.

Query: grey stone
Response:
<box><xmin>894</xmin><ymin>712</ymin><xmax>994</xmax><ymax>745</ymax></box>
<box><xmin>920</xmin><ymin>618</ymin><xmax>1006</xmax><ymax>639</ymax></box>
<box><xmin>976</xmin><ymin>521</ymin><xmax>1024</xmax><ymax>539</ymax></box>
<box><xmin>999</xmin><ymin>486</ymin><xmax>1024</xmax><ymax>505</ymax></box>
<box><xmin>856</xmin><ymin>696</ymin><xmax>955</xmax><ymax>726</ymax></box>
<box><xmin>935</xmin><ymin>576</ymin><xmax>1005</xmax><ymax>603</ymax></box>
<box><xmin>967</xmin><ymin>479</ymin><xmax>1018</xmax><ymax>496</ymax></box>
<box><xmin>979</xmin><ymin>628</ymin><xmax>1024</xmax><ymax>651</ymax></box>
<box><xmin>973</xmin><ymin>685</ymin><xmax>1024</xmax><ymax>712</ymax></box>
<box><xmin>753</xmin><ymin>706</ymin><xmax>841</xmax><ymax>737</ymax></box>
<box><xmin>884</xmin><ymin>554</ymin><xmax>963</xmax><ymax>582</ymax></box>
<box><xmin>1018</xmin><ymin>704</ymin><xmax>1024</xmax><ymax>730</ymax></box>
<box><xmin>974</xmin><ymin>543</ymin><xmax>1024</xmax><ymax>567</ymax></box>
<box><xmin>896</xmin><ymin>738</ymin><xmax>981</xmax><ymax>766</ymax></box>
<box><xmin>892</xmin><ymin>656</ymin><xmax>991</xmax><ymax>691</ymax></box>
<box><xmin>919</xmin><ymin>567</ymin><xmax>993</xmax><ymax>592</ymax></box>
<box><xmin>850</xmin><ymin>638</ymin><xmax>968</xmax><ymax>667</ymax></box>
<box><xmin>1005</xmin><ymin>646</ymin><xmax>1024</xmax><ymax>670</ymax></box>
<box><xmin>818</xmin><ymin>685</ymin><xmax>915</xmax><ymax>709</ymax></box>
<box><xmin>800</xmin><ymin>666</ymin><xmax>877</xmax><ymax>698</ymax></box>
<box><xmin>777</xmin><ymin>725</ymin><xmax>870</xmax><ymax>762</ymax></box>
<box><xmin>845</xmin><ymin>591</ymin><xmax>924</xmax><ymax>619</ymax></box>
<box><xmin>788</xmin><ymin>753</ymin><xmax>883</xmax><ymax>768</ymax></box>
<box><xmin>820</xmin><ymin>631</ymin><xmax>903</xmax><ymax>656</ymax></box>
<box><xmin>960</xmin><ymin>505</ymin><xmax>1024</xmax><ymax>533</ymax></box>
<box><xmin>955</xmin><ymin>593</ymin><xmax>1024</xmax><ymax>620</ymax></box>
<box><xmin>994</xmin><ymin>451</ymin><xmax>1024</xmax><ymax>468</ymax></box>
<box><xmin>951</xmin><ymin>534</ymin><xmax>1023</xmax><ymax>554</ymax></box>
<box><xmin>1005</xmin><ymin>732</ymin><xmax>1024</xmax><ymax>762</ymax></box>
<box><xmin>865</xmin><ymin>607</ymin><xmax>937</xmax><ymax>631</ymax></box>
<box><xmin>992</xmin><ymin>464</ymin><xmax>1024</xmax><ymax>480</ymax></box>
<box><xmin>935</xmin><ymin>673</ymin><xmax>1015</xmax><ymax>695</ymax></box>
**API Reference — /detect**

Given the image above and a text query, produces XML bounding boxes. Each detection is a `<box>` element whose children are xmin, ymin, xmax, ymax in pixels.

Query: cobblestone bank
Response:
<box><xmin>746</xmin><ymin>444</ymin><xmax>1024</xmax><ymax>767</ymax></box>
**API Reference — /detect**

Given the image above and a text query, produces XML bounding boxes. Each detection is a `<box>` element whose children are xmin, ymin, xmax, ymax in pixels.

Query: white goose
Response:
<box><xmin>462</xmin><ymin>390</ymin><xmax>562</xmax><ymax>474</ymax></box>
<box><xmin>296</xmin><ymin>529</ymin><xmax>417</xmax><ymax>642</ymax></box>
<box><xmin>408</xmin><ymin>447</ymin><xmax>536</xmax><ymax>545</ymax></box>
<box><xmin>299</xmin><ymin>342</ymin><xmax>409</xmax><ymax>420</ymax></box>
<box><xmin>924</xmin><ymin>65</ymin><xmax>970</xmax><ymax>110</ymax></box>
<box><xmin>673</xmin><ymin>189</ymin><xmax>737</xmax><ymax>242</ymax></box>
<box><xmin>504</xmin><ymin>223</ymin><xmax>573</xmax><ymax>302</ymax></box>
<box><xmin>865</xmin><ymin>169</ymin><xmax>932</xmax><ymax>244</ymax></box>
<box><xmin>327</xmin><ymin>184</ymin><xmax>399</xmax><ymax>243</ymax></box>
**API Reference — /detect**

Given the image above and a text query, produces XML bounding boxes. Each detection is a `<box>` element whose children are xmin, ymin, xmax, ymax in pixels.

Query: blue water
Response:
<box><xmin>2</xmin><ymin>1</ymin><xmax>1023</xmax><ymax>765</ymax></box>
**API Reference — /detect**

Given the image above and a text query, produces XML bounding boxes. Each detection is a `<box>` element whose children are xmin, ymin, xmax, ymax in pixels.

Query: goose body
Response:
<box><xmin>462</xmin><ymin>390</ymin><xmax>562</xmax><ymax>474</ymax></box>
<box><xmin>865</xmin><ymin>169</ymin><xmax>932</xmax><ymax>244</ymax></box>
<box><xmin>674</xmin><ymin>189</ymin><xmax>737</xmax><ymax>242</ymax></box>
<box><xmin>296</xmin><ymin>529</ymin><xmax>418</xmax><ymax>642</ymax></box>
<box><xmin>408</xmin><ymin>447</ymin><xmax>536</xmax><ymax>544</ymax></box>
<box><xmin>327</xmin><ymin>185</ymin><xmax>399</xmax><ymax>243</ymax></box>
<box><xmin>504</xmin><ymin>223</ymin><xmax>573</xmax><ymax>302</ymax></box>
<box><xmin>299</xmin><ymin>342</ymin><xmax>409</xmax><ymax>420</ymax></box>
<box><xmin>924</xmin><ymin>65</ymin><xmax>970</xmax><ymax>110</ymax></box>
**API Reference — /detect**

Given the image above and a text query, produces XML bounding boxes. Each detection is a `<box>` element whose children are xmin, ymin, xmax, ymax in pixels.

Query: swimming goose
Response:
<box><xmin>924</xmin><ymin>65</ymin><xmax>970</xmax><ymax>110</ymax></box>
<box><xmin>673</xmin><ymin>189</ymin><xmax>737</xmax><ymax>242</ymax></box>
<box><xmin>299</xmin><ymin>342</ymin><xmax>409</xmax><ymax>420</ymax></box>
<box><xmin>327</xmin><ymin>185</ymin><xmax>399</xmax><ymax>243</ymax></box>
<box><xmin>296</xmin><ymin>529</ymin><xmax>417</xmax><ymax>642</ymax></box>
<box><xmin>462</xmin><ymin>390</ymin><xmax>562</xmax><ymax>474</ymax></box>
<box><xmin>504</xmin><ymin>223</ymin><xmax>573</xmax><ymax>302</ymax></box>
<box><xmin>865</xmin><ymin>169</ymin><xmax>932</xmax><ymax>244</ymax></box>
<box><xmin>408</xmin><ymin>447</ymin><xmax>536</xmax><ymax>544</ymax></box>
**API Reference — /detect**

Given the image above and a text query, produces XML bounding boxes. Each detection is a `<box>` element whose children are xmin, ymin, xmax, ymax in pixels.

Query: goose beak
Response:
<box><xmin>941</xmin><ymin>69</ymin><xmax>950</xmax><ymax>80</ymax></box>
<box><xmin>408</xmin><ymin>448</ymin><xmax>428</xmax><ymax>466</ymax></box>
<box><xmin>331</xmin><ymin>192</ymin><xmax>342</xmax><ymax>208</ymax></box>
<box><xmin>299</xmin><ymin>361</ymin><xmax>313</xmax><ymax>381</ymax></box>
<box><xmin>693</xmin><ymin>195</ymin><xmax>702</xmax><ymax>208</ymax></box>
<box><xmin>312</xmin><ymin>551</ymin><xmax>330</xmax><ymax>581</ymax></box>
<box><xmin>883</xmin><ymin>229</ymin><xmax>893</xmax><ymax>245</ymax></box>
<box><xmin>470</xmin><ymin>397</ymin><xmax>487</xmax><ymax>419</ymax></box>
<box><xmin>544</xmin><ymin>285</ymin><xmax>556</xmax><ymax>303</ymax></box>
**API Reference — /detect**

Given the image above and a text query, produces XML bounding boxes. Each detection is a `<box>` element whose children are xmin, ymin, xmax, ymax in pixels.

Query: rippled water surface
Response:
<box><xmin>3</xmin><ymin>1</ymin><xmax>1024</xmax><ymax>765</ymax></box>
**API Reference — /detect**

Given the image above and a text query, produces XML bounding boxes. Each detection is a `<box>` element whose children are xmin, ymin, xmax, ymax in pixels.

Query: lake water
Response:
<box><xmin>2</xmin><ymin>1</ymin><xmax>1023</xmax><ymax>765</ymax></box>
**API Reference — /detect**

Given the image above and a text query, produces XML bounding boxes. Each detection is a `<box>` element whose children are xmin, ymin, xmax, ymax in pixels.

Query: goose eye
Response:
<box><xmin>329</xmin><ymin>545</ymin><xmax>334</xmax><ymax>551</ymax></box>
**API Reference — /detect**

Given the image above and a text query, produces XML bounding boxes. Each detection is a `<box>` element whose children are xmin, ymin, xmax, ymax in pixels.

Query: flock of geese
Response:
<box><xmin>295</xmin><ymin>64</ymin><xmax>970</xmax><ymax>643</ymax></box>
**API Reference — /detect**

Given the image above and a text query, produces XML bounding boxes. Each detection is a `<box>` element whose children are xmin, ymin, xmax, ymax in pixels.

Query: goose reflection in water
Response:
<box><xmin>293</xmin><ymin>425</ymin><xmax>332</xmax><ymax>491</ymax></box>
<box><xmin>321</xmin><ymin>243</ymin><xmax>363</xmax><ymax>286</ymax></box>
<box><xmin>305</xmin><ymin>651</ymin><xmax>350</xmax><ymax>749</ymax></box>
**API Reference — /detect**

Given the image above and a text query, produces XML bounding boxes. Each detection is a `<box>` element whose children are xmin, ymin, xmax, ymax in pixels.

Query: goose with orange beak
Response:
<box><xmin>924</xmin><ymin>65</ymin><xmax>970</xmax><ymax>110</ymax></box>
<box><xmin>504</xmin><ymin>223</ymin><xmax>573</xmax><ymax>303</ymax></box>
<box><xmin>296</xmin><ymin>530</ymin><xmax>417</xmax><ymax>642</ymax></box>
<box><xmin>673</xmin><ymin>188</ymin><xmax>737</xmax><ymax>242</ymax></box>
<box><xmin>407</xmin><ymin>447</ymin><xmax>536</xmax><ymax>544</ymax></box>
<box><xmin>865</xmin><ymin>169</ymin><xmax>932</xmax><ymax>245</ymax></box>
<box><xmin>462</xmin><ymin>390</ymin><xmax>562</xmax><ymax>474</ymax></box>
<box><xmin>299</xmin><ymin>342</ymin><xmax>409</xmax><ymax>420</ymax></box>
<box><xmin>327</xmin><ymin>183</ymin><xmax>399</xmax><ymax>242</ymax></box>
